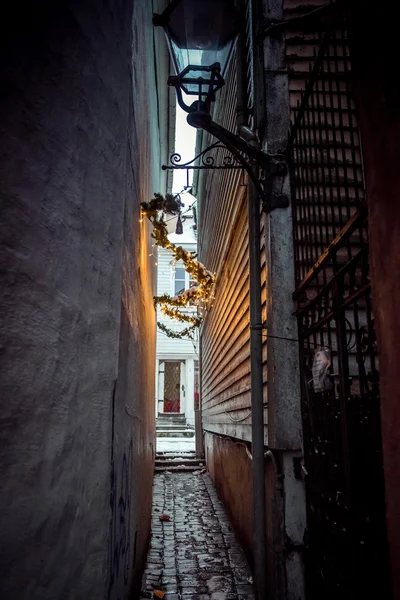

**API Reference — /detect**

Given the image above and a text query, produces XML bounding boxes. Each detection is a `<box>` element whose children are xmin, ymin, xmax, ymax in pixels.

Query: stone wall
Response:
<box><xmin>0</xmin><ymin>1</ymin><xmax>163</xmax><ymax>598</ymax></box>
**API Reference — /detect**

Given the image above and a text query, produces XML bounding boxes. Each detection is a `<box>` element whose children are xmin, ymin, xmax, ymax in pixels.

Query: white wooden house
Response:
<box><xmin>155</xmin><ymin>222</ymin><xmax>199</xmax><ymax>427</ymax></box>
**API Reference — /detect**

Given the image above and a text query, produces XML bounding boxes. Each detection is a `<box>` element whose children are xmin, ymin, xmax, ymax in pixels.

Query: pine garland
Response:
<box><xmin>141</xmin><ymin>193</ymin><xmax>215</xmax><ymax>340</ymax></box>
<box><xmin>157</xmin><ymin>322</ymin><xmax>198</xmax><ymax>340</ymax></box>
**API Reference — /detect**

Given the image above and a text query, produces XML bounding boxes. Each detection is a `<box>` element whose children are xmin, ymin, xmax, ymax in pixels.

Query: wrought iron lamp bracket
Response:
<box><xmin>163</xmin><ymin>119</ymin><xmax>289</xmax><ymax>212</ymax></box>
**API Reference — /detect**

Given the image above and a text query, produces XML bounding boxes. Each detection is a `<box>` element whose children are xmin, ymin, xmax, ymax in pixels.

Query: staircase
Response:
<box><xmin>156</xmin><ymin>413</ymin><xmax>195</xmax><ymax>438</ymax></box>
<box><xmin>155</xmin><ymin>451</ymin><xmax>205</xmax><ymax>473</ymax></box>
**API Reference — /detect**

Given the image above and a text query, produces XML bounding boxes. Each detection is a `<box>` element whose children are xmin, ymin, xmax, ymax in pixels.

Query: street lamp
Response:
<box><xmin>153</xmin><ymin>0</ymin><xmax>288</xmax><ymax>209</ymax></box>
<box><xmin>153</xmin><ymin>0</ymin><xmax>240</xmax><ymax>115</ymax></box>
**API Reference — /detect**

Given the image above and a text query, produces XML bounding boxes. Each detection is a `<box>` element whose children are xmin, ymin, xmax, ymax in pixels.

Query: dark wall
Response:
<box><xmin>349</xmin><ymin>2</ymin><xmax>400</xmax><ymax>597</ymax></box>
<box><xmin>204</xmin><ymin>433</ymin><xmax>253</xmax><ymax>555</ymax></box>
<box><xmin>0</xmin><ymin>1</ymin><xmax>159</xmax><ymax>598</ymax></box>
<box><xmin>204</xmin><ymin>432</ymin><xmax>284</xmax><ymax>600</ymax></box>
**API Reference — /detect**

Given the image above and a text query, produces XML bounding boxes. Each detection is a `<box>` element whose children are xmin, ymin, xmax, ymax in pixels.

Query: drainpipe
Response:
<box><xmin>236</xmin><ymin>3</ymin><xmax>267</xmax><ymax>599</ymax></box>
<box><xmin>248</xmin><ymin>178</ymin><xmax>267</xmax><ymax>600</ymax></box>
<box><xmin>195</xmin><ymin>336</ymin><xmax>204</xmax><ymax>458</ymax></box>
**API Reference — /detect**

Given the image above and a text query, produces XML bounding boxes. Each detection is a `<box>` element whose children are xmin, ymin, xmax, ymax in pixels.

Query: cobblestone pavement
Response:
<box><xmin>140</xmin><ymin>472</ymin><xmax>255</xmax><ymax>600</ymax></box>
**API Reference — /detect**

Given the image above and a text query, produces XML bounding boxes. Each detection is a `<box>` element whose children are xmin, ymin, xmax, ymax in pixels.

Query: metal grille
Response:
<box><xmin>289</xmin><ymin>27</ymin><xmax>365</xmax><ymax>286</ymax></box>
<box><xmin>289</xmin><ymin>13</ymin><xmax>391</xmax><ymax>600</ymax></box>
<box><xmin>295</xmin><ymin>211</ymin><xmax>390</xmax><ymax>599</ymax></box>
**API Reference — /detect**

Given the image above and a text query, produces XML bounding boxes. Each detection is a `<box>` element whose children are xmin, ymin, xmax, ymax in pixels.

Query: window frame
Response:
<box><xmin>171</xmin><ymin>261</ymin><xmax>196</xmax><ymax>296</ymax></box>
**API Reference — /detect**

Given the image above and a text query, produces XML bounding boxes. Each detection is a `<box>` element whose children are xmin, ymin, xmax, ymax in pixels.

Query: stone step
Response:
<box><xmin>155</xmin><ymin>424</ymin><xmax>193</xmax><ymax>430</ymax></box>
<box><xmin>156</xmin><ymin>451</ymin><xmax>196</xmax><ymax>457</ymax></box>
<box><xmin>154</xmin><ymin>464</ymin><xmax>206</xmax><ymax>473</ymax></box>
<box><xmin>155</xmin><ymin>457</ymin><xmax>204</xmax><ymax>468</ymax></box>
<box><xmin>156</xmin><ymin>415</ymin><xmax>186</xmax><ymax>420</ymax></box>
<box><xmin>154</xmin><ymin>451</ymin><xmax>205</xmax><ymax>473</ymax></box>
<box><xmin>157</xmin><ymin>414</ymin><xmax>186</xmax><ymax>422</ymax></box>
<box><xmin>155</xmin><ymin>452</ymin><xmax>205</xmax><ymax>473</ymax></box>
<box><xmin>156</xmin><ymin>420</ymin><xmax>191</xmax><ymax>426</ymax></box>
<box><xmin>156</xmin><ymin>430</ymin><xmax>195</xmax><ymax>438</ymax></box>
<box><xmin>156</xmin><ymin>427</ymin><xmax>194</xmax><ymax>432</ymax></box>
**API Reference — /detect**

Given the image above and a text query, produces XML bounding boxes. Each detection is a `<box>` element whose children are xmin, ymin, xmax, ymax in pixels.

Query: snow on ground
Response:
<box><xmin>156</xmin><ymin>436</ymin><xmax>196</xmax><ymax>453</ymax></box>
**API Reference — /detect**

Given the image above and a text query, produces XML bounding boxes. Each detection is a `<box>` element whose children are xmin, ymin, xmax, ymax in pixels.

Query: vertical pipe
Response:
<box><xmin>248</xmin><ymin>178</ymin><xmax>267</xmax><ymax>600</ymax></box>
<box><xmin>195</xmin><ymin>336</ymin><xmax>204</xmax><ymax>457</ymax></box>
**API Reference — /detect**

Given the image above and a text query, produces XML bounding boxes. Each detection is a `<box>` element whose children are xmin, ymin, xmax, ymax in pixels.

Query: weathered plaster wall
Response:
<box><xmin>0</xmin><ymin>1</ymin><xmax>162</xmax><ymax>598</ymax></box>
<box><xmin>349</xmin><ymin>3</ymin><xmax>400</xmax><ymax>596</ymax></box>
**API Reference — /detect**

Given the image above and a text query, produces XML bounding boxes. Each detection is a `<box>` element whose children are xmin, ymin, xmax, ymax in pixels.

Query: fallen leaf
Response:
<box><xmin>159</xmin><ymin>514</ymin><xmax>170</xmax><ymax>522</ymax></box>
<box><xmin>153</xmin><ymin>590</ymin><xmax>165</xmax><ymax>599</ymax></box>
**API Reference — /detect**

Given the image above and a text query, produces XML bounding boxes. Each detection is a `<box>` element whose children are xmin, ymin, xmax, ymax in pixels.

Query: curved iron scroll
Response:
<box><xmin>162</xmin><ymin>120</ymin><xmax>289</xmax><ymax>211</ymax></box>
<box><xmin>162</xmin><ymin>142</ymin><xmax>244</xmax><ymax>171</ymax></box>
<box><xmin>162</xmin><ymin>141</ymin><xmax>247</xmax><ymax>192</ymax></box>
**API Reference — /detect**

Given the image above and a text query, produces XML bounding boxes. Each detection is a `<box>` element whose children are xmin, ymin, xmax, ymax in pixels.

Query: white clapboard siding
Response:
<box><xmin>156</xmin><ymin>244</ymin><xmax>199</xmax><ymax>357</ymax></box>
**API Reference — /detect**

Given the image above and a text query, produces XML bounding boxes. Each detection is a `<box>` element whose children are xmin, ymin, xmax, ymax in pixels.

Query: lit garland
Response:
<box><xmin>157</xmin><ymin>322</ymin><xmax>199</xmax><ymax>340</ymax></box>
<box><xmin>141</xmin><ymin>193</ymin><xmax>215</xmax><ymax>340</ymax></box>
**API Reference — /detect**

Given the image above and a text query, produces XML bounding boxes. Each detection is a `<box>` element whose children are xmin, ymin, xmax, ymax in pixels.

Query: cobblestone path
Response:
<box><xmin>140</xmin><ymin>473</ymin><xmax>255</xmax><ymax>600</ymax></box>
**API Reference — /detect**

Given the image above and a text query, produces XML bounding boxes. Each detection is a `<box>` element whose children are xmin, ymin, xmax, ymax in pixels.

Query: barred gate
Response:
<box><xmin>288</xmin><ymin>16</ymin><xmax>391</xmax><ymax>600</ymax></box>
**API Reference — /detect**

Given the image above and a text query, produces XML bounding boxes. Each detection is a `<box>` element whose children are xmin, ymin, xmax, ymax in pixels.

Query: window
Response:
<box><xmin>174</xmin><ymin>266</ymin><xmax>186</xmax><ymax>295</ymax></box>
<box><xmin>174</xmin><ymin>262</ymin><xmax>197</xmax><ymax>296</ymax></box>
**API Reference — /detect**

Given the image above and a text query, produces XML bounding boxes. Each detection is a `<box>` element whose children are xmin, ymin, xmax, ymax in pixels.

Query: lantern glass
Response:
<box><xmin>162</xmin><ymin>0</ymin><xmax>240</xmax><ymax>77</ymax></box>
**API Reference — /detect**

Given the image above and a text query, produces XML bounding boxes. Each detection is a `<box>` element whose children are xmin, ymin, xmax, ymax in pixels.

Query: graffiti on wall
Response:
<box><xmin>107</xmin><ymin>438</ymin><xmax>133</xmax><ymax>599</ymax></box>
<box><xmin>107</xmin><ymin>379</ymin><xmax>136</xmax><ymax>599</ymax></box>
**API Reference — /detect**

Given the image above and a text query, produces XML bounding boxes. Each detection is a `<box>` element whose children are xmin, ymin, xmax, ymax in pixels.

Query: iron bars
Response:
<box><xmin>289</xmin><ymin>27</ymin><xmax>365</xmax><ymax>286</ymax></box>
<box><xmin>289</xmin><ymin>14</ymin><xmax>391</xmax><ymax>600</ymax></box>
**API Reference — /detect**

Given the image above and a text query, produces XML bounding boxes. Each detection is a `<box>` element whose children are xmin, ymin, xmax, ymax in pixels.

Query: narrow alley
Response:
<box><xmin>1</xmin><ymin>1</ymin><xmax>400</xmax><ymax>600</ymax></box>
<box><xmin>140</xmin><ymin>464</ymin><xmax>255</xmax><ymax>600</ymax></box>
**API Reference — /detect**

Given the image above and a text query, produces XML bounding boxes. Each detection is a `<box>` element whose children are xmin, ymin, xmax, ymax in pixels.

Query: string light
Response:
<box><xmin>141</xmin><ymin>193</ymin><xmax>215</xmax><ymax>339</ymax></box>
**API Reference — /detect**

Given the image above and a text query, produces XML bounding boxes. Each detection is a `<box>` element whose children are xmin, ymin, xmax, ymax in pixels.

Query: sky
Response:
<box><xmin>172</xmin><ymin>93</ymin><xmax>197</xmax><ymax>195</ymax></box>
